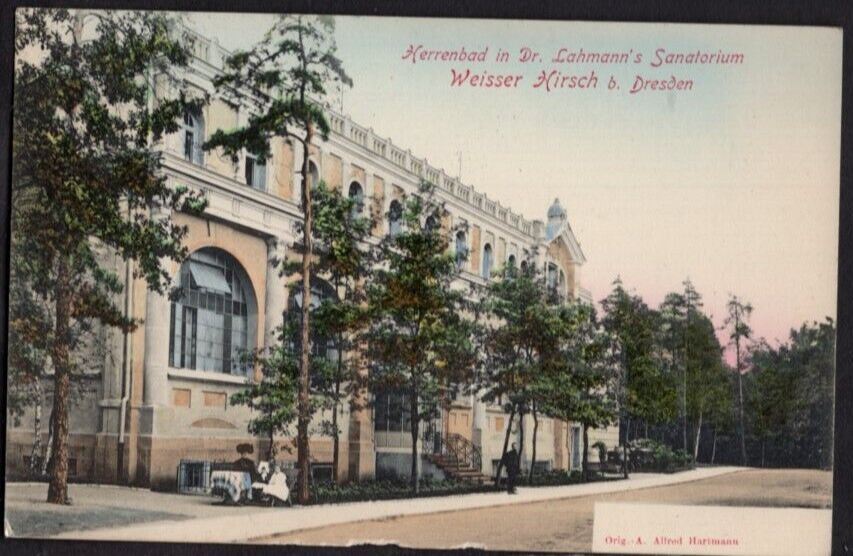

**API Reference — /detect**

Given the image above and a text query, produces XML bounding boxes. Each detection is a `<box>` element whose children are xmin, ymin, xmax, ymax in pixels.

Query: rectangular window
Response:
<box><xmin>310</xmin><ymin>463</ymin><xmax>335</xmax><ymax>485</ymax></box>
<box><xmin>495</xmin><ymin>417</ymin><xmax>504</xmax><ymax>432</ymax></box>
<box><xmin>245</xmin><ymin>154</ymin><xmax>267</xmax><ymax>191</ymax></box>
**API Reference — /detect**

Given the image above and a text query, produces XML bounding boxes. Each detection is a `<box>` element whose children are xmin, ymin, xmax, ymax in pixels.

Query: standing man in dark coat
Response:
<box><xmin>502</xmin><ymin>443</ymin><xmax>520</xmax><ymax>494</ymax></box>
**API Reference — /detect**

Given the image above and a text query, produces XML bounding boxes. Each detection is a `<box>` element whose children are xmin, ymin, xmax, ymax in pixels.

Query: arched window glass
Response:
<box><xmin>547</xmin><ymin>263</ymin><xmax>559</xmax><ymax>291</ymax></box>
<box><xmin>388</xmin><ymin>200</ymin><xmax>403</xmax><ymax>237</ymax></box>
<box><xmin>424</xmin><ymin>215</ymin><xmax>438</xmax><ymax>233</ymax></box>
<box><xmin>455</xmin><ymin>231</ymin><xmax>467</xmax><ymax>269</ymax></box>
<box><xmin>348</xmin><ymin>181</ymin><xmax>364</xmax><ymax>217</ymax></box>
<box><xmin>288</xmin><ymin>280</ymin><xmax>339</xmax><ymax>389</ymax></box>
<box><xmin>308</xmin><ymin>161</ymin><xmax>320</xmax><ymax>190</ymax></box>
<box><xmin>507</xmin><ymin>254</ymin><xmax>517</xmax><ymax>268</ymax></box>
<box><xmin>169</xmin><ymin>248</ymin><xmax>257</xmax><ymax>375</ymax></box>
<box><xmin>482</xmin><ymin>243</ymin><xmax>493</xmax><ymax>279</ymax></box>
<box><xmin>182</xmin><ymin>111</ymin><xmax>204</xmax><ymax>165</ymax></box>
<box><xmin>520</xmin><ymin>260</ymin><xmax>529</xmax><ymax>272</ymax></box>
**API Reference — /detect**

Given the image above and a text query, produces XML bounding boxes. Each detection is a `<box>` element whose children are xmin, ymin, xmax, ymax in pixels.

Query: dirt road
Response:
<box><xmin>259</xmin><ymin>469</ymin><xmax>831</xmax><ymax>552</ymax></box>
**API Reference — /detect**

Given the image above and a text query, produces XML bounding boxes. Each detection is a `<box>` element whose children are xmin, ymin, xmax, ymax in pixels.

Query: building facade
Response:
<box><xmin>5</xmin><ymin>26</ymin><xmax>618</xmax><ymax>490</ymax></box>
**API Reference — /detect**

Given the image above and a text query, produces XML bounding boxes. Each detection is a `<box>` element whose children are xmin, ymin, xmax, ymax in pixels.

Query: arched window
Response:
<box><xmin>520</xmin><ymin>260</ymin><xmax>529</xmax><ymax>272</ymax></box>
<box><xmin>547</xmin><ymin>263</ymin><xmax>559</xmax><ymax>291</ymax></box>
<box><xmin>169</xmin><ymin>248</ymin><xmax>257</xmax><ymax>375</ymax></box>
<box><xmin>507</xmin><ymin>254</ymin><xmax>517</xmax><ymax>268</ymax></box>
<box><xmin>424</xmin><ymin>215</ymin><xmax>438</xmax><ymax>233</ymax></box>
<box><xmin>455</xmin><ymin>231</ymin><xmax>467</xmax><ymax>269</ymax></box>
<box><xmin>245</xmin><ymin>151</ymin><xmax>267</xmax><ymax>191</ymax></box>
<box><xmin>388</xmin><ymin>200</ymin><xmax>403</xmax><ymax>237</ymax></box>
<box><xmin>182</xmin><ymin>111</ymin><xmax>204</xmax><ymax>165</ymax></box>
<box><xmin>288</xmin><ymin>280</ymin><xmax>339</xmax><ymax>389</ymax></box>
<box><xmin>482</xmin><ymin>243</ymin><xmax>493</xmax><ymax>279</ymax></box>
<box><xmin>348</xmin><ymin>181</ymin><xmax>364</xmax><ymax>217</ymax></box>
<box><xmin>308</xmin><ymin>161</ymin><xmax>320</xmax><ymax>190</ymax></box>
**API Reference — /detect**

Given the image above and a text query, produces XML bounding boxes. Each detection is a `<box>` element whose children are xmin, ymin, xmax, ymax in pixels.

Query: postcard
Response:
<box><xmin>3</xmin><ymin>8</ymin><xmax>842</xmax><ymax>555</ymax></box>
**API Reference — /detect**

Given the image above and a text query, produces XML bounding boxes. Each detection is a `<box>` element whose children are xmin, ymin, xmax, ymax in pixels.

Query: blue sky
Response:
<box><xmin>187</xmin><ymin>12</ymin><xmax>842</xmax><ymax>348</ymax></box>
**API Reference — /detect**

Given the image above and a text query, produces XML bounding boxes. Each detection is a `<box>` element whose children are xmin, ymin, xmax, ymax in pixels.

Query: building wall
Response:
<box><xmin>5</xmin><ymin>25</ymin><xmax>616</xmax><ymax>490</ymax></box>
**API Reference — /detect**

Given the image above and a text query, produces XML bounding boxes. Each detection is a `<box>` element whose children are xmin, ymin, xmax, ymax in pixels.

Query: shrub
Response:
<box><xmin>307</xmin><ymin>477</ymin><xmax>499</xmax><ymax>505</ymax></box>
<box><xmin>628</xmin><ymin>438</ymin><xmax>694</xmax><ymax>473</ymax></box>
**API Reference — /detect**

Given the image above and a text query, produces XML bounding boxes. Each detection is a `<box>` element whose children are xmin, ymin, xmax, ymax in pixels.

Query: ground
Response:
<box><xmin>4</xmin><ymin>483</ymin><xmax>249</xmax><ymax>538</ymax></box>
<box><xmin>259</xmin><ymin>469</ymin><xmax>832</xmax><ymax>552</ymax></box>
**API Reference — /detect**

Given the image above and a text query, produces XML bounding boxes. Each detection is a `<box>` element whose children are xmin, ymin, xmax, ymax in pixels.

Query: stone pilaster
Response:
<box><xmin>263</xmin><ymin>236</ymin><xmax>288</xmax><ymax>350</ymax></box>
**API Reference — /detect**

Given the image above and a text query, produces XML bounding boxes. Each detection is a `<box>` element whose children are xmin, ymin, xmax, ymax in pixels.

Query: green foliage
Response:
<box><xmin>11</xmin><ymin>9</ymin><xmax>207</xmax><ymax>502</ymax></box>
<box><xmin>601</xmin><ymin>278</ymin><xmax>676</xmax><ymax>426</ymax></box>
<box><xmin>479</xmin><ymin>255</ymin><xmax>555</xmax><ymax>415</ymax></box>
<box><xmin>628</xmin><ymin>438</ymin><xmax>693</xmax><ymax>473</ymax></box>
<box><xmin>203</xmin><ymin>14</ymin><xmax>351</xmax><ymax>162</ymax></box>
<box><xmin>362</xmin><ymin>182</ymin><xmax>478</xmax><ymax>491</ymax></box>
<box><xmin>746</xmin><ymin>319</ymin><xmax>835</xmax><ymax>469</ymax></box>
<box><xmin>308</xmin><ymin>477</ymin><xmax>497</xmax><ymax>505</ymax></box>
<box><xmin>229</xmin><ymin>323</ymin><xmax>300</xmax><ymax>458</ymax></box>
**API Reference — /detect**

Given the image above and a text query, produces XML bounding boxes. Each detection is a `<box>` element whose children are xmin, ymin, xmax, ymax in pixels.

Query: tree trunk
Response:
<box><xmin>331</xmin><ymin>357</ymin><xmax>342</xmax><ymax>482</ymax></box>
<box><xmin>711</xmin><ymin>428</ymin><xmax>717</xmax><ymax>464</ymax></box>
<box><xmin>582</xmin><ymin>424</ymin><xmax>590</xmax><ymax>482</ymax></box>
<box><xmin>529</xmin><ymin>408</ymin><xmax>539</xmax><ymax>484</ymax></box>
<box><xmin>410</xmin><ymin>395</ymin><xmax>419</xmax><ymax>494</ymax></box>
<box><xmin>332</xmin><ymin>404</ymin><xmax>340</xmax><ymax>483</ymax></box>
<box><xmin>30</xmin><ymin>382</ymin><xmax>44</xmax><ymax>478</ymax></box>
<box><xmin>735</xmin><ymin>318</ymin><xmax>748</xmax><ymax>467</ymax></box>
<box><xmin>622</xmin><ymin>416</ymin><xmax>630</xmax><ymax>479</ymax></box>
<box><xmin>517</xmin><ymin>410</ymin><xmax>525</xmax><ymax>478</ymax></box>
<box><xmin>296</xmin><ymin>122</ymin><xmax>315</xmax><ymax>505</ymax></box>
<box><xmin>494</xmin><ymin>407</ymin><xmax>516</xmax><ymax>486</ymax></box>
<box><xmin>693</xmin><ymin>412</ymin><xmax>703</xmax><ymax>464</ymax></box>
<box><xmin>47</xmin><ymin>262</ymin><xmax>72</xmax><ymax>505</ymax></box>
<box><xmin>42</xmin><ymin>405</ymin><xmax>55</xmax><ymax>476</ymax></box>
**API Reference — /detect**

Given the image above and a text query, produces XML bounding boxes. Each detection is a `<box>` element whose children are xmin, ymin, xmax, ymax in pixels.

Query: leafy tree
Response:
<box><xmin>746</xmin><ymin>319</ymin><xmax>835</xmax><ymax>469</ymax></box>
<box><xmin>601</xmin><ymin>277</ymin><xmax>676</xmax><ymax>477</ymax></box>
<box><xmin>203</xmin><ymin>14</ymin><xmax>351</xmax><ymax>503</ymax></box>
<box><xmin>541</xmin><ymin>304</ymin><xmax>618</xmax><ymax>481</ymax></box>
<box><xmin>480</xmin><ymin>256</ymin><xmax>554</xmax><ymax>484</ymax></box>
<box><xmin>363</xmin><ymin>183</ymin><xmax>477</xmax><ymax>493</ymax></box>
<box><xmin>230</xmin><ymin>323</ymin><xmax>300</xmax><ymax>461</ymax></box>
<box><xmin>684</xmin><ymin>312</ymin><xmax>729</xmax><ymax>463</ymax></box>
<box><xmin>724</xmin><ymin>294</ymin><xmax>753</xmax><ymax>466</ymax></box>
<box><xmin>12</xmin><ymin>9</ymin><xmax>206</xmax><ymax>504</ymax></box>
<box><xmin>306</xmin><ymin>183</ymin><xmax>373</xmax><ymax>480</ymax></box>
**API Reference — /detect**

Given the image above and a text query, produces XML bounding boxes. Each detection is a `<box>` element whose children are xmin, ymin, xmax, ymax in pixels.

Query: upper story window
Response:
<box><xmin>388</xmin><ymin>200</ymin><xmax>403</xmax><ymax>237</ymax></box>
<box><xmin>182</xmin><ymin>111</ymin><xmax>204</xmax><ymax>165</ymax></box>
<box><xmin>348</xmin><ymin>181</ymin><xmax>364</xmax><ymax>217</ymax></box>
<box><xmin>169</xmin><ymin>247</ymin><xmax>257</xmax><ymax>376</ymax></box>
<box><xmin>245</xmin><ymin>152</ymin><xmax>267</xmax><ymax>191</ymax></box>
<box><xmin>455</xmin><ymin>231</ymin><xmax>468</xmax><ymax>269</ymax></box>
<box><xmin>308</xmin><ymin>161</ymin><xmax>320</xmax><ymax>190</ymax></box>
<box><xmin>424</xmin><ymin>215</ymin><xmax>438</xmax><ymax>233</ymax></box>
<box><xmin>288</xmin><ymin>280</ymin><xmax>339</xmax><ymax>390</ymax></box>
<box><xmin>547</xmin><ymin>262</ymin><xmax>559</xmax><ymax>291</ymax></box>
<box><xmin>482</xmin><ymin>243</ymin><xmax>494</xmax><ymax>280</ymax></box>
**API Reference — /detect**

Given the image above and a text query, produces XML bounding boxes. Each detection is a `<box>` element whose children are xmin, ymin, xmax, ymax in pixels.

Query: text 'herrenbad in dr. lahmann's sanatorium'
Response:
<box><xmin>400</xmin><ymin>45</ymin><xmax>744</xmax><ymax>95</ymax></box>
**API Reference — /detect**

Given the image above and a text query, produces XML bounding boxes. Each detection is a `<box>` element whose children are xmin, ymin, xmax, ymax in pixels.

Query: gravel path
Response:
<box><xmin>260</xmin><ymin>469</ymin><xmax>832</xmax><ymax>553</ymax></box>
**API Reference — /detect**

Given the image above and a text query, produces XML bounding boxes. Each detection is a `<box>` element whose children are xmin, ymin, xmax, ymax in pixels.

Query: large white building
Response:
<box><xmin>6</xmin><ymin>24</ymin><xmax>618</xmax><ymax>490</ymax></box>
